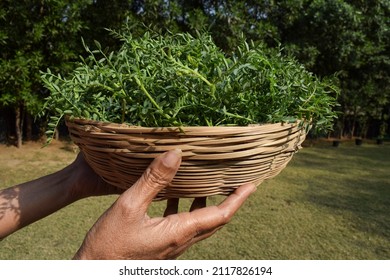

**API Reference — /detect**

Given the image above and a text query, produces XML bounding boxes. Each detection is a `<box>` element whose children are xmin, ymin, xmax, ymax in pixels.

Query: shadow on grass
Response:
<box><xmin>296</xmin><ymin>144</ymin><xmax>390</xmax><ymax>243</ymax></box>
<box><xmin>306</xmin><ymin>175</ymin><xmax>390</xmax><ymax>239</ymax></box>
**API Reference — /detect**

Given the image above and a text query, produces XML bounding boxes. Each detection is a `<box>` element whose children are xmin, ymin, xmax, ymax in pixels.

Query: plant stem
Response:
<box><xmin>134</xmin><ymin>76</ymin><xmax>162</xmax><ymax>111</ymax></box>
<box><xmin>133</xmin><ymin>76</ymin><xmax>172</xmax><ymax>122</ymax></box>
<box><xmin>121</xmin><ymin>98</ymin><xmax>126</xmax><ymax>123</ymax></box>
<box><xmin>168</xmin><ymin>55</ymin><xmax>216</xmax><ymax>97</ymax></box>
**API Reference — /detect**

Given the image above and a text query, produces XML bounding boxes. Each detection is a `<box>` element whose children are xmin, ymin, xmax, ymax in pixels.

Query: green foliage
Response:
<box><xmin>1</xmin><ymin>0</ymin><xmax>388</xmax><ymax>142</ymax></box>
<box><xmin>0</xmin><ymin>0</ymin><xmax>93</xmax><ymax>144</ymax></box>
<box><xmin>0</xmin><ymin>0</ymin><xmax>89</xmax><ymax>94</ymax></box>
<box><xmin>41</xmin><ymin>28</ymin><xmax>338</xmax><ymax>141</ymax></box>
<box><xmin>270</xmin><ymin>0</ymin><xmax>389</xmax><ymax>137</ymax></box>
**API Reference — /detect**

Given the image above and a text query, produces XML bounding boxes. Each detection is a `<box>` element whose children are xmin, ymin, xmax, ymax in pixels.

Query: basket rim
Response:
<box><xmin>65</xmin><ymin>117</ymin><xmax>307</xmax><ymax>199</ymax></box>
<box><xmin>65</xmin><ymin>117</ymin><xmax>305</xmax><ymax>133</ymax></box>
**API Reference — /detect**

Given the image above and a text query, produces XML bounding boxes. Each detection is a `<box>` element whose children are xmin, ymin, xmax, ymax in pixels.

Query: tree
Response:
<box><xmin>1</xmin><ymin>0</ymin><xmax>388</xmax><ymax>144</ymax></box>
<box><xmin>0</xmin><ymin>0</ymin><xmax>90</xmax><ymax>146</ymax></box>
<box><xmin>268</xmin><ymin>0</ymin><xmax>390</xmax><ymax>138</ymax></box>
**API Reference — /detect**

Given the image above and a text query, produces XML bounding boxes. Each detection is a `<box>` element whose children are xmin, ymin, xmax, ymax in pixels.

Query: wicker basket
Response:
<box><xmin>66</xmin><ymin>118</ymin><xmax>307</xmax><ymax>200</ymax></box>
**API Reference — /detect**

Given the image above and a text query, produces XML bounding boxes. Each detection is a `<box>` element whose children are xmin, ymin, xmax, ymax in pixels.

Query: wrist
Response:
<box><xmin>65</xmin><ymin>152</ymin><xmax>120</xmax><ymax>201</ymax></box>
<box><xmin>62</xmin><ymin>158</ymin><xmax>86</xmax><ymax>203</ymax></box>
<box><xmin>63</xmin><ymin>155</ymin><xmax>98</xmax><ymax>202</ymax></box>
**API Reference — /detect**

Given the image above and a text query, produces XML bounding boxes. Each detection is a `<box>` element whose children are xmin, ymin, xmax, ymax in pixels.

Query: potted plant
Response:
<box><xmin>40</xmin><ymin>27</ymin><xmax>339</xmax><ymax>198</ymax></box>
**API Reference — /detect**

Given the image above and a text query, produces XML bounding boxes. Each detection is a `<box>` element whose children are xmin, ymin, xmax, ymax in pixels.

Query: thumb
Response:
<box><xmin>123</xmin><ymin>149</ymin><xmax>182</xmax><ymax>213</ymax></box>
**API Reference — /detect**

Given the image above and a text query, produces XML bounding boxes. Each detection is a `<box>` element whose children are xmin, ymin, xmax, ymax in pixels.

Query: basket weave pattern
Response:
<box><xmin>66</xmin><ymin>118</ymin><xmax>306</xmax><ymax>199</ymax></box>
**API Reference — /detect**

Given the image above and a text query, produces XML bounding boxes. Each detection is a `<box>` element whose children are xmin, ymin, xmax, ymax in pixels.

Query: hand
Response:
<box><xmin>68</xmin><ymin>152</ymin><xmax>123</xmax><ymax>200</ymax></box>
<box><xmin>73</xmin><ymin>149</ymin><xmax>256</xmax><ymax>260</ymax></box>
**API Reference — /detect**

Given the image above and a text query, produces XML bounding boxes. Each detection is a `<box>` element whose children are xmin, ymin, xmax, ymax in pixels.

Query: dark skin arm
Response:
<box><xmin>0</xmin><ymin>149</ymin><xmax>256</xmax><ymax>259</ymax></box>
<box><xmin>0</xmin><ymin>152</ymin><xmax>120</xmax><ymax>238</ymax></box>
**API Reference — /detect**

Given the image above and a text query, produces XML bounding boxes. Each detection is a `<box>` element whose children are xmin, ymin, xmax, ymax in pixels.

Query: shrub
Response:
<box><xmin>41</xmin><ymin>28</ymin><xmax>338</xmax><ymax>141</ymax></box>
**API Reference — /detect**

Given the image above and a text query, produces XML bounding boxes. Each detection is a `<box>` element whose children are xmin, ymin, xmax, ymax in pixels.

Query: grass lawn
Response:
<box><xmin>0</xmin><ymin>139</ymin><xmax>389</xmax><ymax>259</ymax></box>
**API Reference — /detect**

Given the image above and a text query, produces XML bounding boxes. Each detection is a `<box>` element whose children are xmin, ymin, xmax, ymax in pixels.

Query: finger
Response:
<box><xmin>164</xmin><ymin>198</ymin><xmax>179</xmax><ymax>217</ymax></box>
<box><xmin>167</xmin><ymin>225</ymin><xmax>224</xmax><ymax>260</ymax></box>
<box><xmin>183</xmin><ymin>183</ymin><xmax>256</xmax><ymax>235</ymax></box>
<box><xmin>163</xmin><ymin>184</ymin><xmax>255</xmax><ymax>260</ymax></box>
<box><xmin>216</xmin><ymin>183</ymin><xmax>256</xmax><ymax>218</ymax></box>
<box><xmin>189</xmin><ymin>197</ymin><xmax>207</xmax><ymax>212</ymax></box>
<box><xmin>122</xmin><ymin>149</ymin><xmax>182</xmax><ymax>213</ymax></box>
<box><xmin>102</xmin><ymin>185</ymin><xmax>124</xmax><ymax>195</ymax></box>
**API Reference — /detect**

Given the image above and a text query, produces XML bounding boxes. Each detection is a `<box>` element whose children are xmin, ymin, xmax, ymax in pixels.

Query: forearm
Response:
<box><xmin>0</xmin><ymin>163</ymin><xmax>78</xmax><ymax>238</ymax></box>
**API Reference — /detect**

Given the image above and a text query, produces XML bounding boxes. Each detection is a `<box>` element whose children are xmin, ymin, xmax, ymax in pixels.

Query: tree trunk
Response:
<box><xmin>25</xmin><ymin>112</ymin><xmax>33</xmax><ymax>141</ymax></box>
<box><xmin>350</xmin><ymin>110</ymin><xmax>357</xmax><ymax>138</ymax></box>
<box><xmin>15</xmin><ymin>106</ymin><xmax>23</xmax><ymax>148</ymax></box>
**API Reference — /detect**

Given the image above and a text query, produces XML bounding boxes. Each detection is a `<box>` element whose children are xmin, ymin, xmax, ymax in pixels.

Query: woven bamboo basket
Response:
<box><xmin>66</xmin><ymin>118</ymin><xmax>307</xmax><ymax>200</ymax></box>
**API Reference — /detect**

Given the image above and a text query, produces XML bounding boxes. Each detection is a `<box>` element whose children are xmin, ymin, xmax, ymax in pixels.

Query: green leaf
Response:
<box><xmin>41</xmin><ymin>29</ymin><xmax>338</xmax><ymax>134</ymax></box>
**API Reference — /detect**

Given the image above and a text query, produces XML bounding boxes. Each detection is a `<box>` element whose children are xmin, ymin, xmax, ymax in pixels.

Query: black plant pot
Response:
<box><xmin>355</xmin><ymin>138</ymin><xmax>363</xmax><ymax>146</ymax></box>
<box><xmin>332</xmin><ymin>140</ymin><xmax>340</xmax><ymax>147</ymax></box>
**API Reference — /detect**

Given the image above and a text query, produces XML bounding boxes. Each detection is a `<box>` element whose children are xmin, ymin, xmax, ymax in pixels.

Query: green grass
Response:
<box><xmin>0</xmin><ymin>140</ymin><xmax>389</xmax><ymax>259</ymax></box>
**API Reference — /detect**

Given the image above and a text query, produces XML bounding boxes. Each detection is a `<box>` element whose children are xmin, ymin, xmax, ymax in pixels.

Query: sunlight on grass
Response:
<box><xmin>0</xmin><ymin>140</ymin><xmax>389</xmax><ymax>259</ymax></box>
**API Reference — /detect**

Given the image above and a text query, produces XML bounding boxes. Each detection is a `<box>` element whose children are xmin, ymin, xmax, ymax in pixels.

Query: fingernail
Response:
<box><xmin>162</xmin><ymin>149</ymin><xmax>182</xmax><ymax>168</ymax></box>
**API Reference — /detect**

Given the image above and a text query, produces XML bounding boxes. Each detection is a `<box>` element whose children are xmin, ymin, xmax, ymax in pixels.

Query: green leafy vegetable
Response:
<box><xmin>41</xmin><ymin>28</ymin><xmax>339</xmax><ymax>142</ymax></box>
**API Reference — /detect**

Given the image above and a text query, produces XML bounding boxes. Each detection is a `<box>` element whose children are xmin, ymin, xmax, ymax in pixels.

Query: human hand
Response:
<box><xmin>73</xmin><ymin>149</ymin><xmax>256</xmax><ymax>260</ymax></box>
<box><xmin>68</xmin><ymin>152</ymin><xmax>123</xmax><ymax>200</ymax></box>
